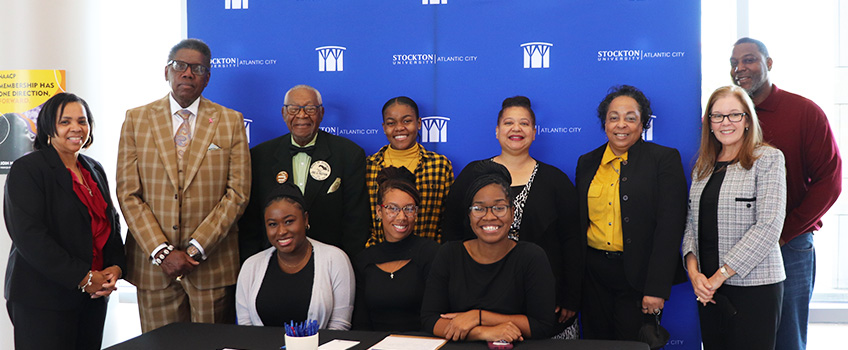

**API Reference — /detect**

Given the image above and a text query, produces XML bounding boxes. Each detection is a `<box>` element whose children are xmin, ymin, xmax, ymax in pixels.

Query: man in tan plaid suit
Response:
<box><xmin>117</xmin><ymin>39</ymin><xmax>250</xmax><ymax>332</ymax></box>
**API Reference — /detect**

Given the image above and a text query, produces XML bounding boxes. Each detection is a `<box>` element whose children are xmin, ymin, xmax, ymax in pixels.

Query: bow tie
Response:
<box><xmin>290</xmin><ymin>144</ymin><xmax>316</xmax><ymax>156</ymax></box>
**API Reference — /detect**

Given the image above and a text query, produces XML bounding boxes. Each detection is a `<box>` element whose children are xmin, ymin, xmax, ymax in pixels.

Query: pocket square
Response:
<box><xmin>327</xmin><ymin>177</ymin><xmax>341</xmax><ymax>194</ymax></box>
<box><xmin>208</xmin><ymin>143</ymin><xmax>221</xmax><ymax>150</ymax></box>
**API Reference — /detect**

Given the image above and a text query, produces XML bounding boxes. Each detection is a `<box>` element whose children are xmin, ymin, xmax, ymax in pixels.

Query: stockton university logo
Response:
<box><xmin>642</xmin><ymin>115</ymin><xmax>656</xmax><ymax>141</ymax></box>
<box><xmin>423</xmin><ymin>0</ymin><xmax>447</xmax><ymax>4</ymax></box>
<box><xmin>316</xmin><ymin>46</ymin><xmax>346</xmax><ymax>72</ymax></box>
<box><xmin>225</xmin><ymin>0</ymin><xmax>248</xmax><ymax>9</ymax></box>
<box><xmin>421</xmin><ymin>116</ymin><xmax>449</xmax><ymax>143</ymax></box>
<box><xmin>521</xmin><ymin>42</ymin><xmax>553</xmax><ymax>69</ymax></box>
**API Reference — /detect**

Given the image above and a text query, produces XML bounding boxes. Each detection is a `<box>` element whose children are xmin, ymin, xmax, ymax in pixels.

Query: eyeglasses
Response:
<box><xmin>284</xmin><ymin>105</ymin><xmax>323</xmax><ymax>116</ymax></box>
<box><xmin>709</xmin><ymin>112</ymin><xmax>747</xmax><ymax>124</ymax></box>
<box><xmin>469</xmin><ymin>204</ymin><xmax>511</xmax><ymax>218</ymax></box>
<box><xmin>381</xmin><ymin>204</ymin><xmax>417</xmax><ymax>218</ymax></box>
<box><xmin>167</xmin><ymin>60</ymin><xmax>210</xmax><ymax>76</ymax></box>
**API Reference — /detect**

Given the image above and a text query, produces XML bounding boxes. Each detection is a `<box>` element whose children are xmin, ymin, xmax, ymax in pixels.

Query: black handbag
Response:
<box><xmin>638</xmin><ymin>312</ymin><xmax>670</xmax><ymax>350</ymax></box>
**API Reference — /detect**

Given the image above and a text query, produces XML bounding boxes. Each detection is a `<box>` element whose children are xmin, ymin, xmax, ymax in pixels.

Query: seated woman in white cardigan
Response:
<box><xmin>236</xmin><ymin>183</ymin><xmax>355</xmax><ymax>329</ymax></box>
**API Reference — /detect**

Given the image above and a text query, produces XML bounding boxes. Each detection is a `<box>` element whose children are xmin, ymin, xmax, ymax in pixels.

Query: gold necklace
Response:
<box><xmin>70</xmin><ymin>166</ymin><xmax>94</xmax><ymax>196</ymax></box>
<box><xmin>278</xmin><ymin>242</ymin><xmax>312</xmax><ymax>269</ymax></box>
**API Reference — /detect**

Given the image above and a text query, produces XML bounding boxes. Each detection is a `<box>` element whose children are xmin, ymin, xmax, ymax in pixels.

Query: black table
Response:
<box><xmin>105</xmin><ymin>323</ymin><xmax>649</xmax><ymax>350</ymax></box>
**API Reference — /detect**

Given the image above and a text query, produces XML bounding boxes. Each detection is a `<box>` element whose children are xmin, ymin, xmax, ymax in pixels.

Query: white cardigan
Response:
<box><xmin>236</xmin><ymin>238</ymin><xmax>355</xmax><ymax>329</ymax></box>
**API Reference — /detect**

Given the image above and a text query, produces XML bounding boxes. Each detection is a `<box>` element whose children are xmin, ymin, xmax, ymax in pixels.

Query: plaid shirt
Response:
<box><xmin>366</xmin><ymin>144</ymin><xmax>454</xmax><ymax>245</ymax></box>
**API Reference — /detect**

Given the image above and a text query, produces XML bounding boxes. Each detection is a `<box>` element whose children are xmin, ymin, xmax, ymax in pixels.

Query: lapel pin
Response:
<box><xmin>309</xmin><ymin>161</ymin><xmax>331</xmax><ymax>181</ymax></box>
<box><xmin>276</xmin><ymin>171</ymin><xmax>289</xmax><ymax>184</ymax></box>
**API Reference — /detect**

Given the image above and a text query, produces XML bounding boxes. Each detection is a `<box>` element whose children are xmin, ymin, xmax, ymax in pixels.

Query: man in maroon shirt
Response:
<box><xmin>730</xmin><ymin>37</ymin><xmax>842</xmax><ymax>350</ymax></box>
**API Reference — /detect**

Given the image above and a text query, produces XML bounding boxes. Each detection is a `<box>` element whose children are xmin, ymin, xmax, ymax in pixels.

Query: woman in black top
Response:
<box><xmin>353</xmin><ymin>167</ymin><xmax>439</xmax><ymax>331</ymax></box>
<box><xmin>422</xmin><ymin>161</ymin><xmax>556</xmax><ymax>342</ymax></box>
<box><xmin>441</xmin><ymin>96</ymin><xmax>580</xmax><ymax>335</ymax></box>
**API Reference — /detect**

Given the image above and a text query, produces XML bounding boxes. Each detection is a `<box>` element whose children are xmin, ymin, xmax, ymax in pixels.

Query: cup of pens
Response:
<box><xmin>284</xmin><ymin>320</ymin><xmax>319</xmax><ymax>350</ymax></box>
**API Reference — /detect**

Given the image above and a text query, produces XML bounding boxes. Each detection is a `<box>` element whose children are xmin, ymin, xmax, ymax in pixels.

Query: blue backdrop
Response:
<box><xmin>189</xmin><ymin>0</ymin><xmax>701</xmax><ymax>348</ymax></box>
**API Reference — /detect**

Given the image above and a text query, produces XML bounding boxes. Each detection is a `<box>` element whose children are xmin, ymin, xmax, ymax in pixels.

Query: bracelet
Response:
<box><xmin>79</xmin><ymin>271</ymin><xmax>93</xmax><ymax>292</ymax></box>
<box><xmin>152</xmin><ymin>244</ymin><xmax>176</xmax><ymax>266</ymax></box>
<box><xmin>478</xmin><ymin>309</ymin><xmax>482</xmax><ymax>326</ymax></box>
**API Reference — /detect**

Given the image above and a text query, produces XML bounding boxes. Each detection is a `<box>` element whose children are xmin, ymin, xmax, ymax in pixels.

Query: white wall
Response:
<box><xmin>0</xmin><ymin>0</ymin><xmax>184</xmax><ymax>348</ymax></box>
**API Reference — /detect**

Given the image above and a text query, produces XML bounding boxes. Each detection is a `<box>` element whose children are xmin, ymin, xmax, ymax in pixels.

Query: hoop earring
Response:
<box><xmin>47</xmin><ymin>136</ymin><xmax>51</xmax><ymax>145</ymax></box>
<box><xmin>306</xmin><ymin>224</ymin><xmax>311</xmax><ymax>230</ymax></box>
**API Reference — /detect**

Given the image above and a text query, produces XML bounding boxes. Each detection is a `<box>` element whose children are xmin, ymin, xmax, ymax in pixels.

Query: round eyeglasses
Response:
<box><xmin>381</xmin><ymin>204</ymin><xmax>417</xmax><ymax>219</ymax></box>
<box><xmin>469</xmin><ymin>204</ymin><xmax>511</xmax><ymax>218</ymax></box>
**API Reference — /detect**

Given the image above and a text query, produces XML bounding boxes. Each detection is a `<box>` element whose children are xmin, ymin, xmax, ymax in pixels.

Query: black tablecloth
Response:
<box><xmin>105</xmin><ymin>322</ymin><xmax>649</xmax><ymax>350</ymax></box>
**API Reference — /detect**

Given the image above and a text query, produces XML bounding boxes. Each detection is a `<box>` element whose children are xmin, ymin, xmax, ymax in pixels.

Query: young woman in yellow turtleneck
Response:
<box><xmin>364</xmin><ymin>96</ymin><xmax>454</xmax><ymax>246</ymax></box>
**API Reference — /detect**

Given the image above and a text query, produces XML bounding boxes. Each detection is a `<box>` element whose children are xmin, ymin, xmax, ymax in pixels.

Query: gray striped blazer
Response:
<box><xmin>682</xmin><ymin>146</ymin><xmax>786</xmax><ymax>286</ymax></box>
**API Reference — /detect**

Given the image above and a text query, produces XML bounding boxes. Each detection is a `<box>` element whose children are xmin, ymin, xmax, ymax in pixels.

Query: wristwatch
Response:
<box><xmin>186</xmin><ymin>244</ymin><xmax>202</xmax><ymax>261</ymax></box>
<box><xmin>719</xmin><ymin>265</ymin><xmax>732</xmax><ymax>279</ymax></box>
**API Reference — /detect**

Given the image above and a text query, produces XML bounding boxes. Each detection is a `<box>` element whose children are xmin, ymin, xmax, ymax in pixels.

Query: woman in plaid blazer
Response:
<box><xmin>683</xmin><ymin>86</ymin><xmax>786</xmax><ymax>350</ymax></box>
<box><xmin>365</xmin><ymin>96</ymin><xmax>454</xmax><ymax>245</ymax></box>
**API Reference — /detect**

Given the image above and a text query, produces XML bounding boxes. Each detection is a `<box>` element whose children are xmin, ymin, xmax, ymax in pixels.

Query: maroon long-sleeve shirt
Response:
<box><xmin>756</xmin><ymin>84</ymin><xmax>842</xmax><ymax>242</ymax></box>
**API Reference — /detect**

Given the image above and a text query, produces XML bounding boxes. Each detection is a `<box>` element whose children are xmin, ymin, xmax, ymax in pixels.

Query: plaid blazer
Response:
<box><xmin>682</xmin><ymin>146</ymin><xmax>786</xmax><ymax>286</ymax></box>
<box><xmin>117</xmin><ymin>95</ymin><xmax>250</xmax><ymax>290</ymax></box>
<box><xmin>365</xmin><ymin>144</ymin><xmax>454</xmax><ymax>245</ymax></box>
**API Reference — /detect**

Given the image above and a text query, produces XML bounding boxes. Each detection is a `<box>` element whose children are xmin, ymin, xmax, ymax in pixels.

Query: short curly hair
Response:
<box><xmin>596</xmin><ymin>85</ymin><xmax>652</xmax><ymax>130</ymax></box>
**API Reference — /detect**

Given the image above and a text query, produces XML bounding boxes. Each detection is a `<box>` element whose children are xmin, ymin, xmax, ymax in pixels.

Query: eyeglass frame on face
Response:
<box><xmin>468</xmin><ymin>204</ymin><xmax>512</xmax><ymax>218</ymax></box>
<box><xmin>167</xmin><ymin>60</ymin><xmax>210</xmax><ymax>76</ymax></box>
<box><xmin>284</xmin><ymin>104</ymin><xmax>323</xmax><ymax>116</ymax></box>
<box><xmin>709</xmin><ymin>112</ymin><xmax>747</xmax><ymax>124</ymax></box>
<box><xmin>380</xmin><ymin>204</ymin><xmax>418</xmax><ymax>219</ymax></box>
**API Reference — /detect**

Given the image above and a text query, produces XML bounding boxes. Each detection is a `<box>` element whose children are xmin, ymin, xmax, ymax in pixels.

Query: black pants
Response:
<box><xmin>7</xmin><ymin>297</ymin><xmax>108</xmax><ymax>350</ymax></box>
<box><xmin>581</xmin><ymin>247</ymin><xmax>657</xmax><ymax>341</ymax></box>
<box><xmin>699</xmin><ymin>282</ymin><xmax>783</xmax><ymax>350</ymax></box>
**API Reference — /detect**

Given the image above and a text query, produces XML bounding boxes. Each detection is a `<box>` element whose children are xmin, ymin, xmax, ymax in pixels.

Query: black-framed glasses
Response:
<box><xmin>709</xmin><ymin>112</ymin><xmax>747</xmax><ymax>124</ymax></box>
<box><xmin>284</xmin><ymin>104</ymin><xmax>323</xmax><ymax>116</ymax></box>
<box><xmin>469</xmin><ymin>204</ymin><xmax>511</xmax><ymax>218</ymax></box>
<box><xmin>167</xmin><ymin>60</ymin><xmax>210</xmax><ymax>76</ymax></box>
<box><xmin>381</xmin><ymin>204</ymin><xmax>417</xmax><ymax>218</ymax></box>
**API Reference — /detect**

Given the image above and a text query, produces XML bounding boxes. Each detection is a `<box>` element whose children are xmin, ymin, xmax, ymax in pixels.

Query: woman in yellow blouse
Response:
<box><xmin>575</xmin><ymin>85</ymin><xmax>687</xmax><ymax>343</ymax></box>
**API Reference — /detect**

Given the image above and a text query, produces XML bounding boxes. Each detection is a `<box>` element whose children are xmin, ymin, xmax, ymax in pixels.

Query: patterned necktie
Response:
<box><xmin>175</xmin><ymin>109</ymin><xmax>192</xmax><ymax>167</ymax></box>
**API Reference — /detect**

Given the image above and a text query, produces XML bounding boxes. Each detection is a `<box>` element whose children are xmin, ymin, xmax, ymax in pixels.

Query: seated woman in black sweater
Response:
<box><xmin>353</xmin><ymin>167</ymin><xmax>440</xmax><ymax>331</ymax></box>
<box><xmin>421</xmin><ymin>161</ymin><xmax>555</xmax><ymax>342</ymax></box>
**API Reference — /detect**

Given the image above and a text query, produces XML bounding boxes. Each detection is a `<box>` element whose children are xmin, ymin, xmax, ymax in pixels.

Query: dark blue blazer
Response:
<box><xmin>4</xmin><ymin>147</ymin><xmax>126</xmax><ymax>310</ymax></box>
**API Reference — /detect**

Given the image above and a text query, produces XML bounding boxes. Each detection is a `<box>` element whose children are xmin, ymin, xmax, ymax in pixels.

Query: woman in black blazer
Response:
<box><xmin>442</xmin><ymin>96</ymin><xmax>581</xmax><ymax>338</ymax></box>
<box><xmin>4</xmin><ymin>93</ymin><xmax>126</xmax><ymax>350</ymax></box>
<box><xmin>575</xmin><ymin>85</ymin><xmax>687</xmax><ymax>343</ymax></box>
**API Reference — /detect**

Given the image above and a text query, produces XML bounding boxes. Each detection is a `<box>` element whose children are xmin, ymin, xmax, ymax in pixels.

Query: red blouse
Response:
<box><xmin>69</xmin><ymin>165</ymin><xmax>111</xmax><ymax>271</ymax></box>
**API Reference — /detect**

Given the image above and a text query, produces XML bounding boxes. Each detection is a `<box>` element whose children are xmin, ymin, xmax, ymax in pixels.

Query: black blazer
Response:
<box><xmin>575</xmin><ymin>140</ymin><xmax>687</xmax><ymax>299</ymax></box>
<box><xmin>239</xmin><ymin>130</ymin><xmax>370</xmax><ymax>260</ymax></box>
<box><xmin>441</xmin><ymin>159</ymin><xmax>582</xmax><ymax>310</ymax></box>
<box><xmin>4</xmin><ymin>147</ymin><xmax>125</xmax><ymax>310</ymax></box>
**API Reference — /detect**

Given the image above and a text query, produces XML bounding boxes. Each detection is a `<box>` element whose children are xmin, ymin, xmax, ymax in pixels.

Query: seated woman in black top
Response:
<box><xmin>236</xmin><ymin>183</ymin><xmax>355</xmax><ymax>329</ymax></box>
<box><xmin>353</xmin><ymin>167</ymin><xmax>440</xmax><ymax>331</ymax></box>
<box><xmin>421</xmin><ymin>161</ymin><xmax>556</xmax><ymax>342</ymax></box>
